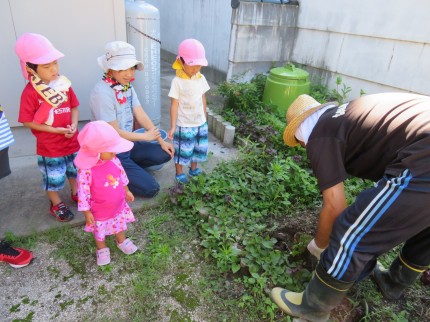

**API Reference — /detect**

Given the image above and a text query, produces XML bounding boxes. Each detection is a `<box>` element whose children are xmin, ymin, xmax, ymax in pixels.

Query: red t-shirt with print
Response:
<box><xmin>18</xmin><ymin>83</ymin><xmax>80</xmax><ymax>157</ymax></box>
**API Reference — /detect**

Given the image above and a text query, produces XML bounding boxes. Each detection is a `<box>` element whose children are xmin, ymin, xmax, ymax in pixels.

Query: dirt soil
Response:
<box><xmin>0</xmin><ymin>219</ymin><xmax>209</xmax><ymax>322</ymax></box>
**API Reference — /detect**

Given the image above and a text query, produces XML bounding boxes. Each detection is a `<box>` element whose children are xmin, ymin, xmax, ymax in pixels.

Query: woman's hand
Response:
<box><xmin>160</xmin><ymin>140</ymin><xmax>174</xmax><ymax>158</ymax></box>
<box><xmin>141</xmin><ymin>127</ymin><xmax>161</xmax><ymax>141</ymax></box>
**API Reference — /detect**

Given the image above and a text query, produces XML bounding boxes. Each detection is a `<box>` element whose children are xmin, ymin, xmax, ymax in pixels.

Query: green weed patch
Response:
<box><xmin>168</xmin><ymin>74</ymin><xmax>429</xmax><ymax>320</ymax></box>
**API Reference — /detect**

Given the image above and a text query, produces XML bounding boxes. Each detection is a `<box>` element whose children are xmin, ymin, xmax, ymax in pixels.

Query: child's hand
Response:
<box><xmin>126</xmin><ymin>190</ymin><xmax>134</xmax><ymax>202</ymax></box>
<box><xmin>55</xmin><ymin>126</ymin><xmax>72</xmax><ymax>135</ymax></box>
<box><xmin>84</xmin><ymin>211</ymin><xmax>95</xmax><ymax>226</ymax></box>
<box><xmin>64</xmin><ymin>124</ymin><xmax>77</xmax><ymax>138</ymax></box>
<box><xmin>167</xmin><ymin>128</ymin><xmax>175</xmax><ymax>141</ymax></box>
<box><xmin>68</xmin><ymin>123</ymin><xmax>77</xmax><ymax>133</ymax></box>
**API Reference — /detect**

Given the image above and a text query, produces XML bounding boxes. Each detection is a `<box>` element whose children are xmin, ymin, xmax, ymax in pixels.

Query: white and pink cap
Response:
<box><xmin>177</xmin><ymin>39</ymin><xmax>208</xmax><ymax>66</ymax></box>
<box><xmin>14</xmin><ymin>33</ymin><xmax>64</xmax><ymax>79</ymax></box>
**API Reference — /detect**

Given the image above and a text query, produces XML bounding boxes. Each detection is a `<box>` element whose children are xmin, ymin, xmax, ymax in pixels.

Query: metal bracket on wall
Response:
<box><xmin>232</xmin><ymin>1</ymin><xmax>299</xmax><ymax>8</ymax></box>
<box><xmin>231</xmin><ymin>0</ymin><xmax>240</xmax><ymax>9</ymax></box>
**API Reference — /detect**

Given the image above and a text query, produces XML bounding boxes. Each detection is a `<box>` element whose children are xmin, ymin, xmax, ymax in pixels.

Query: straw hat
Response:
<box><xmin>283</xmin><ymin>94</ymin><xmax>335</xmax><ymax>147</ymax></box>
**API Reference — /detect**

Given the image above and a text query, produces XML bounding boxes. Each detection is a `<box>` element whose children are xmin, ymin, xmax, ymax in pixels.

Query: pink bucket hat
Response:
<box><xmin>14</xmin><ymin>33</ymin><xmax>64</xmax><ymax>79</ymax></box>
<box><xmin>177</xmin><ymin>39</ymin><xmax>208</xmax><ymax>66</ymax></box>
<box><xmin>74</xmin><ymin>121</ymin><xmax>133</xmax><ymax>169</ymax></box>
<box><xmin>97</xmin><ymin>41</ymin><xmax>144</xmax><ymax>73</ymax></box>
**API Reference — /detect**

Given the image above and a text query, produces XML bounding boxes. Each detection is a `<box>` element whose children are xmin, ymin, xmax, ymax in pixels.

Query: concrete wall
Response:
<box><xmin>228</xmin><ymin>0</ymin><xmax>430</xmax><ymax>99</ymax></box>
<box><xmin>293</xmin><ymin>0</ymin><xmax>430</xmax><ymax>99</ymax></box>
<box><xmin>4</xmin><ymin>0</ymin><xmax>429</xmax><ymax>126</ymax></box>
<box><xmin>143</xmin><ymin>0</ymin><xmax>232</xmax><ymax>83</ymax></box>
<box><xmin>228</xmin><ymin>1</ymin><xmax>299</xmax><ymax>81</ymax></box>
<box><xmin>2</xmin><ymin>0</ymin><xmax>126</xmax><ymax>127</ymax></box>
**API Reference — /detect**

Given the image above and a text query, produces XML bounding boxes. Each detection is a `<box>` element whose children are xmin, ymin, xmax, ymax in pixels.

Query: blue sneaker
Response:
<box><xmin>188</xmin><ymin>168</ymin><xmax>201</xmax><ymax>177</ymax></box>
<box><xmin>175</xmin><ymin>173</ymin><xmax>188</xmax><ymax>183</ymax></box>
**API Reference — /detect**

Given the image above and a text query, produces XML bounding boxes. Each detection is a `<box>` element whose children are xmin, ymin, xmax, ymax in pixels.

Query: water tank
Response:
<box><xmin>262</xmin><ymin>63</ymin><xmax>310</xmax><ymax>116</ymax></box>
<box><xmin>125</xmin><ymin>0</ymin><xmax>161</xmax><ymax>127</ymax></box>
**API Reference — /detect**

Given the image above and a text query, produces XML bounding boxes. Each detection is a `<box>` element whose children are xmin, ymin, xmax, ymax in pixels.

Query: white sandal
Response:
<box><xmin>117</xmin><ymin>238</ymin><xmax>138</xmax><ymax>255</ymax></box>
<box><xmin>96</xmin><ymin>247</ymin><xmax>110</xmax><ymax>266</ymax></box>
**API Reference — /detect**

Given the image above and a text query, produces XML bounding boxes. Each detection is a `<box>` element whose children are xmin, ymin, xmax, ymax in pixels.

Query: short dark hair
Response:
<box><xmin>26</xmin><ymin>62</ymin><xmax>38</xmax><ymax>72</ymax></box>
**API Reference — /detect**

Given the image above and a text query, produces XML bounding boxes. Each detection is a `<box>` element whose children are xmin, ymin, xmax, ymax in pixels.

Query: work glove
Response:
<box><xmin>307</xmin><ymin>238</ymin><xmax>326</xmax><ymax>260</ymax></box>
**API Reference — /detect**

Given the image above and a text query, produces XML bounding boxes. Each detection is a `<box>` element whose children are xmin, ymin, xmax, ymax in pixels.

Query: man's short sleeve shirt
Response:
<box><xmin>307</xmin><ymin>93</ymin><xmax>430</xmax><ymax>191</ymax></box>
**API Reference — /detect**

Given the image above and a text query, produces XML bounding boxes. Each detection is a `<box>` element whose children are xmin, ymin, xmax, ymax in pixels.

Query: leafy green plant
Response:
<box><xmin>170</xmin><ymin>72</ymin><xmax>429</xmax><ymax>320</ymax></box>
<box><xmin>333</xmin><ymin>75</ymin><xmax>352</xmax><ymax>104</ymax></box>
<box><xmin>216</xmin><ymin>74</ymin><xmax>266</xmax><ymax>115</ymax></box>
<box><xmin>310</xmin><ymin>81</ymin><xmax>337</xmax><ymax>103</ymax></box>
<box><xmin>311</xmin><ymin>74</ymin><xmax>358</xmax><ymax>105</ymax></box>
<box><xmin>216</xmin><ymin>73</ymin><xmax>289</xmax><ymax>154</ymax></box>
<box><xmin>169</xmin><ymin>140</ymin><xmax>321</xmax><ymax>318</ymax></box>
<box><xmin>344</xmin><ymin>178</ymin><xmax>373</xmax><ymax>205</ymax></box>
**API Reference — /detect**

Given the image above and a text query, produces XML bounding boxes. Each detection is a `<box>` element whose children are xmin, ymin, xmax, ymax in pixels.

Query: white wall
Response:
<box><xmin>2</xmin><ymin>0</ymin><xmax>127</xmax><ymax>127</ymax></box>
<box><xmin>226</xmin><ymin>0</ymin><xmax>430</xmax><ymax>99</ymax></box>
<box><xmin>144</xmin><ymin>0</ymin><xmax>232</xmax><ymax>82</ymax></box>
<box><xmin>291</xmin><ymin>0</ymin><xmax>430</xmax><ymax>99</ymax></box>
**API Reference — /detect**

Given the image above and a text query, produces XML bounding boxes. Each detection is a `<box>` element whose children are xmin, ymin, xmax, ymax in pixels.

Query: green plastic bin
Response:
<box><xmin>262</xmin><ymin>63</ymin><xmax>310</xmax><ymax>115</ymax></box>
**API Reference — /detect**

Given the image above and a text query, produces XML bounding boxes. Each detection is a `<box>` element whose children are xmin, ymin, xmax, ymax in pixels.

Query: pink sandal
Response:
<box><xmin>96</xmin><ymin>247</ymin><xmax>110</xmax><ymax>266</ymax></box>
<box><xmin>117</xmin><ymin>238</ymin><xmax>138</xmax><ymax>255</ymax></box>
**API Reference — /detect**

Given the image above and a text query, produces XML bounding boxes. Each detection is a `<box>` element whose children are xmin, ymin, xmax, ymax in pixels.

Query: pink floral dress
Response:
<box><xmin>77</xmin><ymin>157</ymin><xmax>135</xmax><ymax>241</ymax></box>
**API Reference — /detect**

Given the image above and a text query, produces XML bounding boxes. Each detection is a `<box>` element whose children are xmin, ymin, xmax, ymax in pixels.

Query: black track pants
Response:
<box><xmin>321</xmin><ymin>169</ymin><xmax>430</xmax><ymax>282</ymax></box>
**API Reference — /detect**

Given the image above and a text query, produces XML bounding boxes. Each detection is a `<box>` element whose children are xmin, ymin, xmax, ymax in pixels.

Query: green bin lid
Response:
<box><xmin>269</xmin><ymin>63</ymin><xmax>309</xmax><ymax>80</ymax></box>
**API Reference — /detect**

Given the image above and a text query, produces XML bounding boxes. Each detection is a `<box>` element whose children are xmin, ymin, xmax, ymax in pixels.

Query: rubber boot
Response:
<box><xmin>271</xmin><ymin>264</ymin><xmax>353</xmax><ymax>322</ymax></box>
<box><xmin>372</xmin><ymin>255</ymin><xmax>426</xmax><ymax>300</ymax></box>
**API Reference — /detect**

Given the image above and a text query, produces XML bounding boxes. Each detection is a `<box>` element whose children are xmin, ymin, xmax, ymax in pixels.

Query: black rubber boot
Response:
<box><xmin>271</xmin><ymin>264</ymin><xmax>353</xmax><ymax>322</ymax></box>
<box><xmin>372</xmin><ymin>255</ymin><xmax>426</xmax><ymax>300</ymax></box>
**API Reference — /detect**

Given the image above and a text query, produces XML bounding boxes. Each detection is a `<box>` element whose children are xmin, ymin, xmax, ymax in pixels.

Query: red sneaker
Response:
<box><xmin>71</xmin><ymin>190</ymin><xmax>78</xmax><ymax>203</ymax></box>
<box><xmin>50</xmin><ymin>202</ymin><xmax>74</xmax><ymax>222</ymax></box>
<box><xmin>0</xmin><ymin>241</ymin><xmax>33</xmax><ymax>268</ymax></box>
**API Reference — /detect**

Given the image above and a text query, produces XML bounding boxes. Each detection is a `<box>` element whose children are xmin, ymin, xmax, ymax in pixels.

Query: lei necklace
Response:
<box><xmin>102</xmin><ymin>73</ymin><xmax>132</xmax><ymax>104</ymax></box>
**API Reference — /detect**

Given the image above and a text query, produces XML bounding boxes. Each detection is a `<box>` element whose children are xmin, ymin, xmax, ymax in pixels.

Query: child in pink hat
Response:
<box><xmin>14</xmin><ymin>33</ymin><xmax>79</xmax><ymax>222</ymax></box>
<box><xmin>74</xmin><ymin>121</ymin><xmax>138</xmax><ymax>266</ymax></box>
<box><xmin>168</xmin><ymin>39</ymin><xmax>210</xmax><ymax>183</ymax></box>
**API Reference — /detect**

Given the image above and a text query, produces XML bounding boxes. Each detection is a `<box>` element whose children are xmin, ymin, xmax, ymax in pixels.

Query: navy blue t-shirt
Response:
<box><xmin>306</xmin><ymin>93</ymin><xmax>430</xmax><ymax>191</ymax></box>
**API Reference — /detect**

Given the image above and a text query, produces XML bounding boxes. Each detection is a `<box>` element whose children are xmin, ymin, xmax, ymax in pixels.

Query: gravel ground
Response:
<box><xmin>1</xmin><ymin>241</ymin><xmax>137</xmax><ymax>321</ymax></box>
<box><xmin>1</xmin><ymin>144</ymin><xmax>240</xmax><ymax>322</ymax></box>
<box><xmin>0</xmin><ymin>224</ymin><xmax>212</xmax><ymax>322</ymax></box>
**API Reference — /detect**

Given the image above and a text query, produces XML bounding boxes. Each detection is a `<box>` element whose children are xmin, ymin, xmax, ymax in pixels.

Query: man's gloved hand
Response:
<box><xmin>307</xmin><ymin>238</ymin><xmax>326</xmax><ymax>260</ymax></box>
